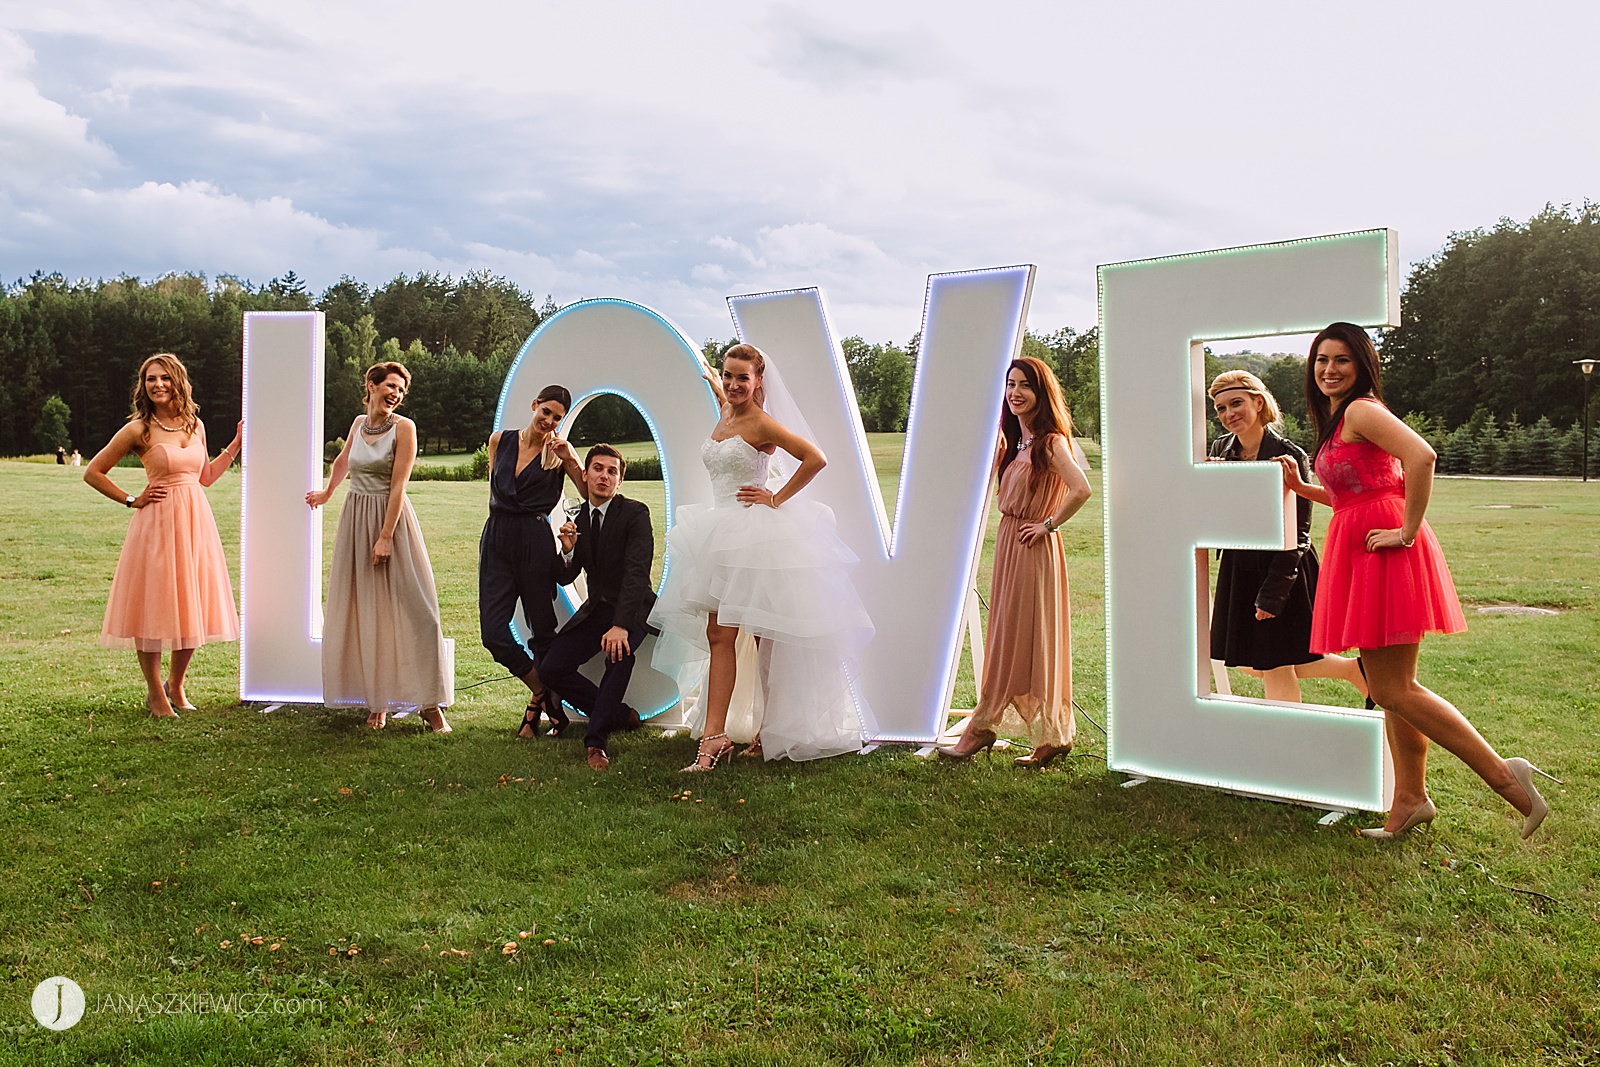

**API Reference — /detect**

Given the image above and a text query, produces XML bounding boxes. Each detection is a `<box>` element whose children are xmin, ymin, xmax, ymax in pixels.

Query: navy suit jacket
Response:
<box><xmin>553</xmin><ymin>494</ymin><xmax>657</xmax><ymax>635</ymax></box>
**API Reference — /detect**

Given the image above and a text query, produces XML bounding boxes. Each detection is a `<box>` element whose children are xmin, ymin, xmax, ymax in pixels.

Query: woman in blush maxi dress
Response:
<box><xmin>938</xmin><ymin>356</ymin><xmax>1091</xmax><ymax>766</ymax></box>
<box><xmin>85</xmin><ymin>352</ymin><xmax>242</xmax><ymax>717</ymax></box>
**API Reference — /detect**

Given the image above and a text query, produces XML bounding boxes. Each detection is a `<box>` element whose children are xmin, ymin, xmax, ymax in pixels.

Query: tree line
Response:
<box><xmin>4</xmin><ymin>201</ymin><xmax>1593</xmax><ymax>466</ymax></box>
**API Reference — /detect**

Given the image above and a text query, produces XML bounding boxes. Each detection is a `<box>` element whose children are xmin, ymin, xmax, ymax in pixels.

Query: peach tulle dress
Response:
<box><xmin>100</xmin><ymin>437</ymin><xmax>239</xmax><ymax>653</ymax></box>
<box><xmin>967</xmin><ymin>441</ymin><xmax>1075</xmax><ymax>748</ymax></box>
<box><xmin>1310</xmin><ymin>398</ymin><xmax>1467</xmax><ymax>652</ymax></box>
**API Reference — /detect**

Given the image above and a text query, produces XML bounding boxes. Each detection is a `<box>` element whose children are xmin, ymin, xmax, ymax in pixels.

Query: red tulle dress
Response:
<box><xmin>1310</xmin><ymin>399</ymin><xmax>1466</xmax><ymax>653</ymax></box>
<box><xmin>100</xmin><ymin>437</ymin><xmax>239</xmax><ymax>653</ymax></box>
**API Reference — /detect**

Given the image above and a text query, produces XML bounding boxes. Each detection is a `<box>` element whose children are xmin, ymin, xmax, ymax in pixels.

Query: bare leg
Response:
<box><xmin>1259</xmin><ymin>665</ymin><xmax>1303</xmax><ymax>703</ymax></box>
<box><xmin>1294</xmin><ymin>654</ymin><xmax>1369</xmax><ymax>699</ymax></box>
<box><xmin>702</xmin><ymin>612</ymin><xmax>738</xmax><ymax>740</ymax></box>
<box><xmin>683</xmin><ymin>612</ymin><xmax>738</xmax><ymax>771</ymax></box>
<box><xmin>137</xmin><ymin>651</ymin><xmax>176</xmax><ymax>717</ymax></box>
<box><xmin>165</xmin><ymin>647</ymin><xmax>197</xmax><ymax>708</ymax></box>
<box><xmin>1361</xmin><ymin>644</ymin><xmax>1531</xmax><ymax>820</ymax></box>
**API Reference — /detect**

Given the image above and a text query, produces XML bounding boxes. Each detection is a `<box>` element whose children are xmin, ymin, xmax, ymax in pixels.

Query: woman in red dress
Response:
<box><xmin>1281</xmin><ymin>323</ymin><xmax>1556</xmax><ymax>839</ymax></box>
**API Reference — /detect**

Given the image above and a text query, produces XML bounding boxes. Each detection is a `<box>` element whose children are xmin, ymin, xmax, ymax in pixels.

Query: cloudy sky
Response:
<box><xmin>2</xmin><ymin>0</ymin><xmax>1594</xmax><ymax>347</ymax></box>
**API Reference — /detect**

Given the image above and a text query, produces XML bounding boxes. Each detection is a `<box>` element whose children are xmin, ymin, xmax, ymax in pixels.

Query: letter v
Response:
<box><xmin>729</xmin><ymin>265</ymin><xmax>1035</xmax><ymax>742</ymax></box>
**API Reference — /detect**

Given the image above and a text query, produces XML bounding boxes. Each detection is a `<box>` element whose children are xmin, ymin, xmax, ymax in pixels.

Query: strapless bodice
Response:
<box><xmin>702</xmin><ymin>435</ymin><xmax>770</xmax><ymax>506</ymax></box>
<box><xmin>142</xmin><ymin>439</ymin><xmax>203</xmax><ymax>486</ymax></box>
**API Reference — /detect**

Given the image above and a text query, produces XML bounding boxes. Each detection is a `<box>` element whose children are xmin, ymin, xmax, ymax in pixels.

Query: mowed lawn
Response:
<box><xmin>0</xmin><ymin>442</ymin><xmax>1596</xmax><ymax>1066</ymax></box>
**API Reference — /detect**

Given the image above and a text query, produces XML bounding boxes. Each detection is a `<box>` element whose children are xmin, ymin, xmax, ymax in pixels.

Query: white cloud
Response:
<box><xmin>0</xmin><ymin>30</ymin><xmax>116</xmax><ymax>192</ymax></box>
<box><xmin>0</xmin><ymin>0</ymin><xmax>1596</xmax><ymax>344</ymax></box>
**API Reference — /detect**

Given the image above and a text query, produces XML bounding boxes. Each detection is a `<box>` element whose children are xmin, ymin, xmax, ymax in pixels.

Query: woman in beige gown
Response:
<box><xmin>939</xmin><ymin>356</ymin><xmax>1091</xmax><ymax>766</ymax></box>
<box><xmin>307</xmin><ymin>361</ymin><xmax>452</xmax><ymax>732</ymax></box>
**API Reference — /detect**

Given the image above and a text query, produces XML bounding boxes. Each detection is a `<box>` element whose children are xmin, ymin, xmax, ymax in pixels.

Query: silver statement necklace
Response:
<box><xmin>362</xmin><ymin>413</ymin><xmax>396</xmax><ymax>435</ymax></box>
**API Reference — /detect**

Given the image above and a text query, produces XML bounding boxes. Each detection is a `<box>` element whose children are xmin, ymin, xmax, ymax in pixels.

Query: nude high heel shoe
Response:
<box><xmin>1506</xmin><ymin>757</ymin><xmax>1560</xmax><ymax>840</ymax></box>
<box><xmin>1359</xmin><ymin>798</ymin><xmax>1437</xmax><ymax>839</ymax></box>
<box><xmin>936</xmin><ymin>727</ymin><xmax>997</xmax><ymax>761</ymax></box>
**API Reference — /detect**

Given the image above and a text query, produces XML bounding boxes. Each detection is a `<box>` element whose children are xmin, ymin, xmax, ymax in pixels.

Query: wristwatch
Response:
<box><xmin>1043</xmin><ymin>517</ymin><xmax>1056</xmax><ymax>533</ymax></box>
<box><xmin>124</xmin><ymin>494</ymin><xmax>136</xmax><ymax>507</ymax></box>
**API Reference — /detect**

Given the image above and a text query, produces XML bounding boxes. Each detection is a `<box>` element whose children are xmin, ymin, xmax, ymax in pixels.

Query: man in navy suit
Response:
<box><xmin>545</xmin><ymin>444</ymin><xmax>656</xmax><ymax>771</ymax></box>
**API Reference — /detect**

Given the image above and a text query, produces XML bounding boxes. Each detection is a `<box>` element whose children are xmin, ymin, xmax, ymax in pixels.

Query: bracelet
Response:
<box><xmin>1399</xmin><ymin>532</ymin><xmax>1415</xmax><ymax>548</ymax></box>
<box><xmin>1043</xmin><ymin>517</ymin><xmax>1056</xmax><ymax>533</ymax></box>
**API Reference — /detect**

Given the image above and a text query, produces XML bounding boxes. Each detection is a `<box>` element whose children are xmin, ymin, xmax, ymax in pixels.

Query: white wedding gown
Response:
<box><xmin>648</xmin><ymin>435</ymin><xmax>874</xmax><ymax>761</ymax></box>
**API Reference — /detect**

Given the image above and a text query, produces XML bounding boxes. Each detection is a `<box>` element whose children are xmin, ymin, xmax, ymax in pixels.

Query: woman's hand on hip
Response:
<box><xmin>736</xmin><ymin>485</ymin><xmax>777</xmax><ymax>508</ymax></box>
<box><xmin>1365</xmin><ymin>527</ymin><xmax>1409</xmax><ymax>552</ymax></box>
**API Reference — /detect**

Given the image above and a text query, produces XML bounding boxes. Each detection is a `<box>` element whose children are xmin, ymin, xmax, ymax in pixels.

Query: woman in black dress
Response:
<box><xmin>479</xmin><ymin>384</ymin><xmax>585</xmax><ymax>737</ymax></box>
<box><xmin>1207</xmin><ymin>371</ymin><xmax>1367</xmax><ymax>704</ymax></box>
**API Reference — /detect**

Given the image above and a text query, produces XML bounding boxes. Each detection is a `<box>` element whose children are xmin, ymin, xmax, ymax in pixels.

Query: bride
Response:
<box><xmin>649</xmin><ymin>343</ymin><xmax>875</xmax><ymax>770</ymax></box>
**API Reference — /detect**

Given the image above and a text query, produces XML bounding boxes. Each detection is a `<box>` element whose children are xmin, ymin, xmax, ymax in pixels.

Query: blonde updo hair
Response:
<box><xmin>1207</xmin><ymin>370</ymin><xmax>1281</xmax><ymax>428</ymax></box>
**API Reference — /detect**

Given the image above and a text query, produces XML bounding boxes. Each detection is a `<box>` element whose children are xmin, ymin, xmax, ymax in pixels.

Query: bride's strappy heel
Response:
<box><xmin>682</xmin><ymin>733</ymin><xmax>733</xmax><ymax>773</ymax></box>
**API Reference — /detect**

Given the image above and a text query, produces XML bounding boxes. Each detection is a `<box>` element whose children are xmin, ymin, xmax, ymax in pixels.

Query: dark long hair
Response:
<box><xmin>999</xmin><ymin>357</ymin><xmax>1075</xmax><ymax>490</ymax></box>
<box><xmin>1304</xmin><ymin>323</ymin><xmax>1383</xmax><ymax>457</ymax></box>
<box><xmin>535</xmin><ymin>384</ymin><xmax>572</xmax><ymax>411</ymax></box>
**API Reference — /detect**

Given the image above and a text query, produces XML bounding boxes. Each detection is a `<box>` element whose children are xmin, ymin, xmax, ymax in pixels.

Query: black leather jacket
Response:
<box><xmin>1208</xmin><ymin>427</ymin><xmax>1314</xmax><ymax>617</ymax></box>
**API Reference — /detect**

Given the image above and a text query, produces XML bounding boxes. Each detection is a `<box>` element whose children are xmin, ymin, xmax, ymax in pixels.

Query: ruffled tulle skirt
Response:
<box><xmin>1312</xmin><ymin>492</ymin><xmax>1466</xmax><ymax>653</ymax></box>
<box><xmin>648</xmin><ymin>497</ymin><xmax>874</xmax><ymax>761</ymax></box>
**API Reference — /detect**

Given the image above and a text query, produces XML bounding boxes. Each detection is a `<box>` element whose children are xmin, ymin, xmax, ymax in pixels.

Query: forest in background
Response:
<box><xmin>4</xmin><ymin>203</ymin><xmax>1596</xmax><ymax>471</ymax></box>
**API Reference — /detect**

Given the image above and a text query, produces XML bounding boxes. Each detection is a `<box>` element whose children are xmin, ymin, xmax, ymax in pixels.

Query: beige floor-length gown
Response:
<box><xmin>321</xmin><ymin>425</ymin><xmax>451</xmax><ymax>715</ymax></box>
<box><xmin>966</xmin><ymin>442</ymin><xmax>1074</xmax><ymax>747</ymax></box>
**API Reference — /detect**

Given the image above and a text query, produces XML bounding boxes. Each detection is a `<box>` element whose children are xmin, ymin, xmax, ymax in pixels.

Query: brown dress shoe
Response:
<box><xmin>585</xmin><ymin>747</ymin><xmax>610</xmax><ymax>771</ymax></box>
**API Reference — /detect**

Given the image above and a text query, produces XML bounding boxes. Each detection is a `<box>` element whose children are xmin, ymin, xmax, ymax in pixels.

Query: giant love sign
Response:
<box><xmin>240</xmin><ymin>232</ymin><xmax>1398</xmax><ymax>811</ymax></box>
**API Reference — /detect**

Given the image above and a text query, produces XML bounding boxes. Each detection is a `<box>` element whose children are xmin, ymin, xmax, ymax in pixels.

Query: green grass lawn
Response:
<box><xmin>1</xmin><ymin>446</ymin><xmax>1595</xmax><ymax>1065</ymax></box>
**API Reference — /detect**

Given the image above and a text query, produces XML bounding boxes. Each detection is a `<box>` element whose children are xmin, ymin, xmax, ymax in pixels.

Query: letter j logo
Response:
<box><xmin>31</xmin><ymin>976</ymin><xmax>86</xmax><ymax>1030</ymax></box>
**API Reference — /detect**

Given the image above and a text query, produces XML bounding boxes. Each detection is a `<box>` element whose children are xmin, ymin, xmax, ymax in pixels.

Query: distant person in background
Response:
<box><xmin>84</xmin><ymin>353</ymin><xmax>241</xmax><ymax>717</ymax></box>
<box><xmin>70</xmin><ymin>449</ymin><xmax>82</xmax><ymax>466</ymax></box>
<box><xmin>1282</xmin><ymin>323</ymin><xmax>1556</xmax><ymax>839</ymax></box>
<box><xmin>308</xmin><ymin>361</ymin><xmax>452</xmax><ymax>733</ymax></box>
<box><xmin>545</xmin><ymin>444</ymin><xmax>656</xmax><ymax>771</ymax></box>
<box><xmin>55</xmin><ymin>446</ymin><xmax>66</xmax><ymax>464</ymax></box>
<box><xmin>478</xmin><ymin>385</ymin><xmax>585</xmax><ymax>739</ymax></box>
<box><xmin>939</xmin><ymin>357</ymin><xmax>1091</xmax><ymax>766</ymax></box>
<box><xmin>1206</xmin><ymin>370</ymin><xmax>1368</xmax><ymax>704</ymax></box>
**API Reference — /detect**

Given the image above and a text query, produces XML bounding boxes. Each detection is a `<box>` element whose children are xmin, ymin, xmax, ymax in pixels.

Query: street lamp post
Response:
<box><xmin>1577</xmin><ymin>359</ymin><xmax>1598</xmax><ymax>482</ymax></box>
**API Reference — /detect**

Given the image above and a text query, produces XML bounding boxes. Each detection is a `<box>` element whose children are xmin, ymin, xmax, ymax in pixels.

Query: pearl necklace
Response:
<box><xmin>150</xmin><ymin>414</ymin><xmax>185</xmax><ymax>433</ymax></box>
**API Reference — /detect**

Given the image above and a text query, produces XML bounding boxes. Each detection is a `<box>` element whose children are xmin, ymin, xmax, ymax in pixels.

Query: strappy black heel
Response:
<box><xmin>518</xmin><ymin>689</ymin><xmax>568</xmax><ymax>738</ymax></box>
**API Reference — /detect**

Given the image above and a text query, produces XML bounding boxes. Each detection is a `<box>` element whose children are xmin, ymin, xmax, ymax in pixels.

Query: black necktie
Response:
<box><xmin>589</xmin><ymin>505</ymin><xmax>602</xmax><ymax>547</ymax></box>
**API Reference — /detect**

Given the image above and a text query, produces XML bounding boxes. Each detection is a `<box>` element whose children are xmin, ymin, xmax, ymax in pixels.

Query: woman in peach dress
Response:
<box><xmin>938</xmin><ymin>357</ymin><xmax>1091</xmax><ymax>766</ymax></box>
<box><xmin>84</xmin><ymin>353</ymin><xmax>242</xmax><ymax>717</ymax></box>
